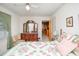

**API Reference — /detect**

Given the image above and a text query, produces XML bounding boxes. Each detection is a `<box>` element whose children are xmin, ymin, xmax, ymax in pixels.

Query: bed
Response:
<box><xmin>4</xmin><ymin>41</ymin><xmax>61</xmax><ymax>56</ymax></box>
<box><xmin>4</xmin><ymin>41</ymin><xmax>77</xmax><ymax>56</ymax></box>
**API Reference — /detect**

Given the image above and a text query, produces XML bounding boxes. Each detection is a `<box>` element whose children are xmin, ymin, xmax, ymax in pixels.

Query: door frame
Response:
<box><xmin>42</xmin><ymin>19</ymin><xmax>52</xmax><ymax>41</ymax></box>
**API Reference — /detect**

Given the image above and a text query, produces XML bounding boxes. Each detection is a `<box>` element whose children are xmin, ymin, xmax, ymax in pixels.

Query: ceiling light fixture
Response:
<box><xmin>26</xmin><ymin>3</ymin><xmax>30</xmax><ymax>11</ymax></box>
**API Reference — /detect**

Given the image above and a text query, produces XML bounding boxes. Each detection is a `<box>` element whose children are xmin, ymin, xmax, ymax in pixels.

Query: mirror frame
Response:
<box><xmin>23</xmin><ymin>20</ymin><xmax>38</xmax><ymax>33</ymax></box>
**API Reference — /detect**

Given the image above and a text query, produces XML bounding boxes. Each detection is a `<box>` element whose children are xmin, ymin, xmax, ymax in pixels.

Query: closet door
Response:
<box><xmin>0</xmin><ymin>31</ymin><xmax>8</xmax><ymax>55</ymax></box>
<box><xmin>0</xmin><ymin>11</ymin><xmax>12</xmax><ymax>50</ymax></box>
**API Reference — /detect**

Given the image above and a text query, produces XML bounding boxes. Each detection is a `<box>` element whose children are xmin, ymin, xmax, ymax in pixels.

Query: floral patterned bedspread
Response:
<box><xmin>4</xmin><ymin>42</ymin><xmax>61</xmax><ymax>56</ymax></box>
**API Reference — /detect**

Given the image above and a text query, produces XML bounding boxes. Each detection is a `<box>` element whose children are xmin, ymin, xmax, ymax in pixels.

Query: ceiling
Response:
<box><xmin>0</xmin><ymin>3</ymin><xmax>64</xmax><ymax>16</ymax></box>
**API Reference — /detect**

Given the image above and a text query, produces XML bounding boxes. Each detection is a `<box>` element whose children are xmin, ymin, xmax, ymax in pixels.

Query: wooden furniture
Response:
<box><xmin>21</xmin><ymin>33</ymin><xmax>38</xmax><ymax>41</ymax></box>
<box><xmin>21</xmin><ymin>20</ymin><xmax>38</xmax><ymax>41</ymax></box>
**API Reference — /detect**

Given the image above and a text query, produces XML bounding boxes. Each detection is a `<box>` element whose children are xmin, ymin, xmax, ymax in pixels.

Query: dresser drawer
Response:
<box><xmin>30</xmin><ymin>34</ymin><xmax>38</xmax><ymax>41</ymax></box>
<box><xmin>21</xmin><ymin>33</ymin><xmax>38</xmax><ymax>41</ymax></box>
<box><xmin>21</xmin><ymin>34</ymin><xmax>26</xmax><ymax>39</ymax></box>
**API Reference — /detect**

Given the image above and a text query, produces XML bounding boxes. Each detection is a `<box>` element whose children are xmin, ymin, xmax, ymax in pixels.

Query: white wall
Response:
<box><xmin>0</xmin><ymin>6</ymin><xmax>20</xmax><ymax>36</ymax></box>
<box><xmin>19</xmin><ymin>16</ymin><xmax>50</xmax><ymax>41</ymax></box>
<box><xmin>0</xmin><ymin>6</ymin><xmax>52</xmax><ymax>41</ymax></box>
<box><xmin>52</xmin><ymin>4</ymin><xmax>79</xmax><ymax>35</ymax></box>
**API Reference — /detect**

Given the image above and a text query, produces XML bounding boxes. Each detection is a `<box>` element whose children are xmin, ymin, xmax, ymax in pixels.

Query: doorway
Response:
<box><xmin>42</xmin><ymin>20</ymin><xmax>52</xmax><ymax>41</ymax></box>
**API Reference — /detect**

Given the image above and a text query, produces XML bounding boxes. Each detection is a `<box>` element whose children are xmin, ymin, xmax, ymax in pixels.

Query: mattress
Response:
<box><xmin>4</xmin><ymin>41</ymin><xmax>61</xmax><ymax>56</ymax></box>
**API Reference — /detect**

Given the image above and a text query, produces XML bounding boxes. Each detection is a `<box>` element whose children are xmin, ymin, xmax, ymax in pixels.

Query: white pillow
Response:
<box><xmin>66</xmin><ymin>34</ymin><xmax>72</xmax><ymax>40</ymax></box>
<box><xmin>70</xmin><ymin>35</ymin><xmax>78</xmax><ymax>41</ymax></box>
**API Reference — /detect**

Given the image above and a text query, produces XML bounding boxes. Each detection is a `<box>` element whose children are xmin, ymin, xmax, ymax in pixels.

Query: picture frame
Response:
<box><xmin>66</xmin><ymin>16</ymin><xmax>73</xmax><ymax>27</ymax></box>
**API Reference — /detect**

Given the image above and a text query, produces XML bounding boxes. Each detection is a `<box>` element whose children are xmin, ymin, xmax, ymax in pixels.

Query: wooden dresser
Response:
<box><xmin>22</xmin><ymin>20</ymin><xmax>38</xmax><ymax>41</ymax></box>
<box><xmin>21</xmin><ymin>33</ymin><xmax>38</xmax><ymax>41</ymax></box>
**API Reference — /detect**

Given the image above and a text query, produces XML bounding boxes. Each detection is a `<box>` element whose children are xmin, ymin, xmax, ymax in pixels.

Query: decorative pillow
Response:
<box><xmin>57</xmin><ymin>33</ymin><xmax>72</xmax><ymax>42</ymax></box>
<box><xmin>56</xmin><ymin>38</ymin><xmax>77</xmax><ymax>56</ymax></box>
<box><xmin>73</xmin><ymin>45</ymin><xmax>79</xmax><ymax>56</ymax></box>
<box><xmin>72</xmin><ymin>36</ymin><xmax>79</xmax><ymax>43</ymax></box>
<box><xmin>62</xmin><ymin>34</ymin><xmax>78</xmax><ymax>42</ymax></box>
<box><xmin>65</xmin><ymin>34</ymin><xmax>72</xmax><ymax>40</ymax></box>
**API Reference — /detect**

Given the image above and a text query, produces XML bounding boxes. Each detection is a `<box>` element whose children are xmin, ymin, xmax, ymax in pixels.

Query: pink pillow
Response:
<box><xmin>66</xmin><ymin>34</ymin><xmax>72</xmax><ymax>40</ymax></box>
<box><xmin>56</xmin><ymin>39</ymin><xmax>77</xmax><ymax>56</ymax></box>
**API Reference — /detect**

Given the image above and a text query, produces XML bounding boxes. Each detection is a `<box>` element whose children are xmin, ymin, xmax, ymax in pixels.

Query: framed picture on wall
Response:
<box><xmin>66</xmin><ymin>16</ymin><xmax>73</xmax><ymax>27</ymax></box>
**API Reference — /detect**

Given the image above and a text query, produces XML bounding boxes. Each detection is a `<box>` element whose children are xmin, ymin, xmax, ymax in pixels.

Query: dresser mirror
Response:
<box><xmin>23</xmin><ymin>20</ymin><xmax>38</xmax><ymax>33</ymax></box>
